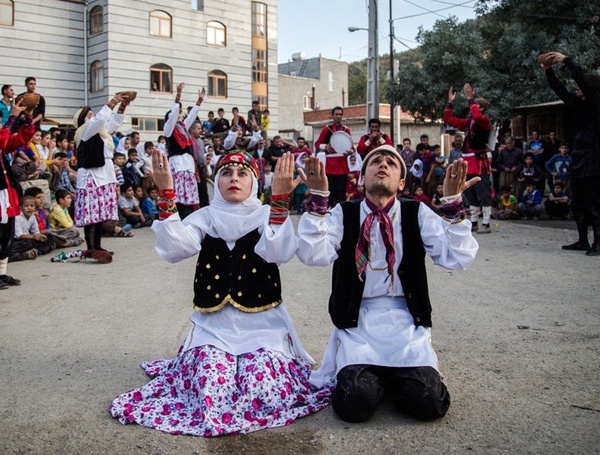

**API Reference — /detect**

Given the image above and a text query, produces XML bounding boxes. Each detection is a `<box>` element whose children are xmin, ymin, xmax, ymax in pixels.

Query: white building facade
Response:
<box><xmin>0</xmin><ymin>0</ymin><xmax>278</xmax><ymax>139</ymax></box>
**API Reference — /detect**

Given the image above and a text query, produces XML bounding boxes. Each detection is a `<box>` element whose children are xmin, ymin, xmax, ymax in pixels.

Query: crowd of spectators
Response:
<box><xmin>3</xmin><ymin>76</ymin><xmax>575</xmax><ymax>266</ymax></box>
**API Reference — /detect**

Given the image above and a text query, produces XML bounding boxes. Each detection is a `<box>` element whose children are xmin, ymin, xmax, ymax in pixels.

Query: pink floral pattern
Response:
<box><xmin>110</xmin><ymin>344</ymin><xmax>331</xmax><ymax>437</ymax></box>
<box><xmin>172</xmin><ymin>169</ymin><xmax>199</xmax><ymax>206</ymax></box>
<box><xmin>74</xmin><ymin>173</ymin><xmax>118</xmax><ymax>226</ymax></box>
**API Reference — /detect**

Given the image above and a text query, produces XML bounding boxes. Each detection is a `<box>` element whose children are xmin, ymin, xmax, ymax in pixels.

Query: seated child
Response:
<box><xmin>413</xmin><ymin>186</ymin><xmax>431</xmax><ymax>206</ymax></box>
<box><xmin>52</xmin><ymin>151</ymin><xmax>76</xmax><ymax>193</ymax></box>
<box><xmin>517</xmin><ymin>180</ymin><xmax>543</xmax><ymax>220</ymax></box>
<box><xmin>430</xmin><ymin>183</ymin><xmax>444</xmax><ymax>214</ymax></box>
<box><xmin>48</xmin><ymin>189</ymin><xmax>83</xmax><ymax>245</ymax></box>
<box><xmin>141</xmin><ymin>185</ymin><xmax>160</xmax><ymax>221</ymax></box>
<box><xmin>517</xmin><ymin>153</ymin><xmax>543</xmax><ymax>199</ymax></box>
<box><xmin>346</xmin><ymin>153</ymin><xmax>362</xmax><ymax>202</ymax></box>
<box><xmin>494</xmin><ymin>185</ymin><xmax>519</xmax><ymax>220</ymax></box>
<box><xmin>118</xmin><ymin>183</ymin><xmax>147</xmax><ymax>228</ymax></box>
<box><xmin>9</xmin><ymin>195</ymin><xmax>55</xmax><ymax>262</ymax></box>
<box><xmin>544</xmin><ymin>182</ymin><xmax>570</xmax><ymax>220</ymax></box>
<box><xmin>113</xmin><ymin>151</ymin><xmax>126</xmax><ymax>186</ymax></box>
<box><xmin>24</xmin><ymin>186</ymin><xmax>76</xmax><ymax>247</ymax></box>
<box><xmin>123</xmin><ymin>148</ymin><xmax>143</xmax><ymax>188</ymax></box>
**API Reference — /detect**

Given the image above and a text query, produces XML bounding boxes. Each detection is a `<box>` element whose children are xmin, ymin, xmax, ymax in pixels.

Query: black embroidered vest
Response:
<box><xmin>193</xmin><ymin>229</ymin><xmax>282</xmax><ymax>313</ymax></box>
<box><xmin>329</xmin><ymin>199</ymin><xmax>432</xmax><ymax>329</ymax></box>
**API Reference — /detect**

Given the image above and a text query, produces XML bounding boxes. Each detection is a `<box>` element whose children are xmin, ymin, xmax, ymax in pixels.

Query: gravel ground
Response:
<box><xmin>1</xmin><ymin>216</ymin><xmax>598</xmax><ymax>454</ymax></box>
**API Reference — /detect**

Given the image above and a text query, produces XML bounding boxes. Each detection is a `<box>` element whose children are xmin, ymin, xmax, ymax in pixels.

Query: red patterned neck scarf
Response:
<box><xmin>355</xmin><ymin>197</ymin><xmax>396</xmax><ymax>285</ymax></box>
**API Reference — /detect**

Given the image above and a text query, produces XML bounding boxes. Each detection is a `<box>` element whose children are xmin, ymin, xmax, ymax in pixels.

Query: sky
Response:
<box><xmin>277</xmin><ymin>0</ymin><xmax>478</xmax><ymax>64</ymax></box>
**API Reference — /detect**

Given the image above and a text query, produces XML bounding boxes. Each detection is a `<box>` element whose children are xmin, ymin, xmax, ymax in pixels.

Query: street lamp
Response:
<box><xmin>348</xmin><ymin>0</ymin><xmax>379</xmax><ymax>129</ymax></box>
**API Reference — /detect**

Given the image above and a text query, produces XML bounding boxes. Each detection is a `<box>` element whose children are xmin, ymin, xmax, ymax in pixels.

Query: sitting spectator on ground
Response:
<box><xmin>9</xmin><ymin>195</ymin><xmax>55</xmax><ymax>262</ymax></box>
<box><xmin>113</xmin><ymin>152</ymin><xmax>125</xmax><ymax>186</ymax></box>
<box><xmin>49</xmin><ymin>189</ymin><xmax>84</xmax><ymax>245</ymax></box>
<box><xmin>494</xmin><ymin>185</ymin><xmax>520</xmax><ymax>220</ymax></box>
<box><xmin>53</xmin><ymin>151</ymin><xmax>76</xmax><ymax>193</ymax></box>
<box><xmin>123</xmin><ymin>148</ymin><xmax>143</xmax><ymax>188</ymax></box>
<box><xmin>517</xmin><ymin>153</ymin><xmax>544</xmax><ymax>200</ymax></box>
<box><xmin>413</xmin><ymin>186</ymin><xmax>431</xmax><ymax>206</ymax></box>
<box><xmin>545</xmin><ymin>182</ymin><xmax>570</xmax><ymax>220</ymax></box>
<box><xmin>24</xmin><ymin>186</ymin><xmax>79</xmax><ymax>247</ymax></box>
<box><xmin>518</xmin><ymin>180</ymin><xmax>543</xmax><ymax>220</ymax></box>
<box><xmin>430</xmin><ymin>183</ymin><xmax>445</xmax><ymax>214</ymax></box>
<box><xmin>140</xmin><ymin>185</ymin><xmax>159</xmax><ymax>221</ymax></box>
<box><xmin>118</xmin><ymin>183</ymin><xmax>147</xmax><ymax>228</ymax></box>
<box><xmin>425</xmin><ymin>146</ymin><xmax>446</xmax><ymax>197</ymax></box>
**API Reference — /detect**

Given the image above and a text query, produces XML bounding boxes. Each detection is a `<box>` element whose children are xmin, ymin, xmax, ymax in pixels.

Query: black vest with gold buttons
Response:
<box><xmin>193</xmin><ymin>229</ymin><xmax>282</xmax><ymax>313</ymax></box>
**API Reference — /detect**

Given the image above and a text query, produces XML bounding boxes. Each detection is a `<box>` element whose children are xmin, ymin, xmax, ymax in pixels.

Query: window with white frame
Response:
<box><xmin>150</xmin><ymin>63</ymin><xmax>172</xmax><ymax>93</ymax></box>
<box><xmin>0</xmin><ymin>0</ymin><xmax>14</xmax><ymax>26</ymax></box>
<box><xmin>150</xmin><ymin>10</ymin><xmax>172</xmax><ymax>38</ymax></box>
<box><xmin>89</xmin><ymin>5</ymin><xmax>103</xmax><ymax>35</ymax></box>
<box><xmin>208</xmin><ymin>70</ymin><xmax>227</xmax><ymax>98</ymax></box>
<box><xmin>207</xmin><ymin>21</ymin><xmax>226</xmax><ymax>46</ymax></box>
<box><xmin>328</xmin><ymin>71</ymin><xmax>335</xmax><ymax>92</ymax></box>
<box><xmin>132</xmin><ymin>117</ymin><xmax>165</xmax><ymax>132</ymax></box>
<box><xmin>90</xmin><ymin>60</ymin><xmax>104</xmax><ymax>93</ymax></box>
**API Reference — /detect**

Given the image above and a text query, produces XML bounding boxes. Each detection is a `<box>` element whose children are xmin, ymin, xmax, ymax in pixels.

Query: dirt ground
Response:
<box><xmin>1</xmin><ymin>217</ymin><xmax>598</xmax><ymax>454</ymax></box>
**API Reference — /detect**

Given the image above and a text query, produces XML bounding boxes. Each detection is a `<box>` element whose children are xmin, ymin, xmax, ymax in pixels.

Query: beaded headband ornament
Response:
<box><xmin>215</xmin><ymin>151</ymin><xmax>260</xmax><ymax>179</ymax></box>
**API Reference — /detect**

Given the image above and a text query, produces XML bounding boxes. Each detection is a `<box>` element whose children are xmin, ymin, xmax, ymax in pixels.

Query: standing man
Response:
<box><xmin>542</xmin><ymin>52</ymin><xmax>600</xmax><ymax>256</ymax></box>
<box><xmin>356</xmin><ymin>118</ymin><xmax>393</xmax><ymax>157</ymax></box>
<box><xmin>443</xmin><ymin>84</ymin><xmax>493</xmax><ymax>234</ymax></box>
<box><xmin>448</xmin><ymin>134</ymin><xmax>464</xmax><ymax>165</ymax></box>
<box><xmin>296</xmin><ymin>145</ymin><xmax>478</xmax><ymax>423</ymax></box>
<box><xmin>526</xmin><ymin>130</ymin><xmax>546</xmax><ymax>193</ymax></box>
<box><xmin>315</xmin><ymin>106</ymin><xmax>353</xmax><ymax>207</ymax></box>
<box><xmin>291</xmin><ymin>137</ymin><xmax>311</xmax><ymax>159</ymax></box>
<box><xmin>0</xmin><ymin>84</ymin><xmax>14</xmax><ymax>126</ymax></box>
<box><xmin>19</xmin><ymin>77</ymin><xmax>45</xmax><ymax>126</ymax></box>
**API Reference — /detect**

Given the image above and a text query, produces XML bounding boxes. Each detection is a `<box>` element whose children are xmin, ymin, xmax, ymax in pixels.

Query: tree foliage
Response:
<box><xmin>385</xmin><ymin>0</ymin><xmax>600</xmax><ymax>124</ymax></box>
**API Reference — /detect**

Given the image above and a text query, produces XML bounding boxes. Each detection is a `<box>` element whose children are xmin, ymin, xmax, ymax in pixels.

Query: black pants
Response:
<box><xmin>327</xmin><ymin>174</ymin><xmax>347</xmax><ymax>208</ymax></box>
<box><xmin>464</xmin><ymin>169</ymin><xmax>492</xmax><ymax>207</ymax></box>
<box><xmin>0</xmin><ymin>218</ymin><xmax>15</xmax><ymax>260</ymax></box>
<box><xmin>332</xmin><ymin>364</ymin><xmax>450</xmax><ymax>422</ymax></box>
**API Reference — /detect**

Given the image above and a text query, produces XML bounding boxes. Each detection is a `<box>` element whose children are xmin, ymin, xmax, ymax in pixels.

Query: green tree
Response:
<box><xmin>386</xmin><ymin>17</ymin><xmax>485</xmax><ymax>122</ymax></box>
<box><xmin>386</xmin><ymin>0</ymin><xmax>600</xmax><ymax>124</ymax></box>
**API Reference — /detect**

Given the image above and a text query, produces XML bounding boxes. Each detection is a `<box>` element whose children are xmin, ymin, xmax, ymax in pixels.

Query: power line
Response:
<box><xmin>393</xmin><ymin>0</ymin><xmax>476</xmax><ymax>21</ymax></box>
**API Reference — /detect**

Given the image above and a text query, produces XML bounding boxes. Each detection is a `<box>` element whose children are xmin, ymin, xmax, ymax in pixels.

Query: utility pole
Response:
<box><xmin>367</xmin><ymin>0</ymin><xmax>379</xmax><ymax>128</ymax></box>
<box><xmin>389</xmin><ymin>0</ymin><xmax>395</xmax><ymax>144</ymax></box>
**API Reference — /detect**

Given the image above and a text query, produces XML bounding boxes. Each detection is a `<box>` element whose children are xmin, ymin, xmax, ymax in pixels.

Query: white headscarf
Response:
<box><xmin>203</xmin><ymin>166</ymin><xmax>269</xmax><ymax>243</ymax></box>
<box><xmin>295</xmin><ymin>152</ymin><xmax>309</xmax><ymax>169</ymax></box>
<box><xmin>347</xmin><ymin>152</ymin><xmax>363</xmax><ymax>172</ymax></box>
<box><xmin>116</xmin><ymin>137</ymin><xmax>129</xmax><ymax>154</ymax></box>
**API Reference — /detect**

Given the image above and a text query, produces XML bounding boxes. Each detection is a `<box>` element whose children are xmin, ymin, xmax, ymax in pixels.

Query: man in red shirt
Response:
<box><xmin>356</xmin><ymin>118</ymin><xmax>393</xmax><ymax>157</ymax></box>
<box><xmin>315</xmin><ymin>106</ymin><xmax>354</xmax><ymax>207</ymax></box>
<box><xmin>443</xmin><ymin>84</ymin><xmax>493</xmax><ymax>233</ymax></box>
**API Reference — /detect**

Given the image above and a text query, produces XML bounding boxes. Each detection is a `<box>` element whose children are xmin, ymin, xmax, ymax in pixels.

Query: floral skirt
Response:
<box><xmin>110</xmin><ymin>344</ymin><xmax>331</xmax><ymax>437</ymax></box>
<box><xmin>74</xmin><ymin>174</ymin><xmax>118</xmax><ymax>226</ymax></box>
<box><xmin>172</xmin><ymin>170</ymin><xmax>199</xmax><ymax>206</ymax></box>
